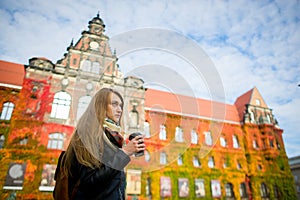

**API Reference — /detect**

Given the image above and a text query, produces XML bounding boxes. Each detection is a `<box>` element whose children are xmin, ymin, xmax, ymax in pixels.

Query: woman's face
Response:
<box><xmin>106</xmin><ymin>92</ymin><xmax>123</xmax><ymax>123</ymax></box>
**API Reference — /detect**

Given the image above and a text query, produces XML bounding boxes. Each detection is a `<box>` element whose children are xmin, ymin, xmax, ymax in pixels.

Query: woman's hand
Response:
<box><xmin>122</xmin><ymin>135</ymin><xmax>145</xmax><ymax>156</ymax></box>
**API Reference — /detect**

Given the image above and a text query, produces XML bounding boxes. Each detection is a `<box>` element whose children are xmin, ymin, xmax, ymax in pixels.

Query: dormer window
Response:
<box><xmin>255</xmin><ymin>98</ymin><xmax>261</xmax><ymax>106</ymax></box>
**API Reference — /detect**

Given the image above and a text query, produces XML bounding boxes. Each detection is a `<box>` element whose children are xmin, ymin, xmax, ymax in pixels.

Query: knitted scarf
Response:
<box><xmin>103</xmin><ymin>118</ymin><xmax>124</xmax><ymax>148</ymax></box>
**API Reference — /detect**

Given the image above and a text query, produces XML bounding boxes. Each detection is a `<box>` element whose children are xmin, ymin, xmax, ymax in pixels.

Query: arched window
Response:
<box><xmin>253</xmin><ymin>138</ymin><xmax>259</xmax><ymax>149</ymax></box>
<box><xmin>249</xmin><ymin>110</ymin><xmax>255</xmax><ymax>123</ymax></box>
<box><xmin>225</xmin><ymin>183</ymin><xmax>234</xmax><ymax>197</ymax></box>
<box><xmin>160</xmin><ymin>152</ymin><xmax>167</xmax><ymax>164</ymax></box>
<box><xmin>191</xmin><ymin>129</ymin><xmax>198</xmax><ymax>144</ymax></box>
<box><xmin>193</xmin><ymin>156</ymin><xmax>201</xmax><ymax>167</ymax></box>
<box><xmin>220</xmin><ymin>135</ymin><xmax>227</xmax><ymax>147</ymax></box>
<box><xmin>260</xmin><ymin>183</ymin><xmax>269</xmax><ymax>197</ymax></box>
<box><xmin>237</xmin><ymin>160</ymin><xmax>242</xmax><ymax>170</ymax></box>
<box><xmin>50</xmin><ymin>91</ymin><xmax>71</xmax><ymax>119</ymax></box>
<box><xmin>208</xmin><ymin>156</ymin><xmax>214</xmax><ymax>168</ymax></box>
<box><xmin>19</xmin><ymin>137</ymin><xmax>28</xmax><ymax>145</ymax></box>
<box><xmin>204</xmin><ymin>131</ymin><xmax>212</xmax><ymax>145</ymax></box>
<box><xmin>175</xmin><ymin>126</ymin><xmax>183</xmax><ymax>142</ymax></box>
<box><xmin>273</xmin><ymin>185</ymin><xmax>280</xmax><ymax>198</ymax></box>
<box><xmin>178</xmin><ymin>154</ymin><xmax>183</xmax><ymax>166</ymax></box>
<box><xmin>0</xmin><ymin>102</ymin><xmax>15</xmax><ymax>120</ymax></box>
<box><xmin>92</xmin><ymin>62</ymin><xmax>100</xmax><ymax>74</ymax></box>
<box><xmin>144</xmin><ymin>121</ymin><xmax>150</xmax><ymax>138</ymax></box>
<box><xmin>240</xmin><ymin>182</ymin><xmax>248</xmax><ymax>197</ymax></box>
<box><xmin>233</xmin><ymin>135</ymin><xmax>240</xmax><ymax>148</ymax></box>
<box><xmin>129</xmin><ymin>105</ymin><xmax>139</xmax><ymax>128</ymax></box>
<box><xmin>80</xmin><ymin>60</ymin><xmax>91</xmax><ymax>72</ymax></box>
<box><xmin>47</xmin><ymin>133</ymin><xmax>64</xmax><ymax>149</ymax></box>
<box><xmin>76</xmin><ymin>95</ymin><xmax>92</xmax><ymax>120</ymax></box>
<box><xmin>223</xmin><ymin>157</ymin><xmax>228</xmax><ymax>168</ymax></box>
<box><xmin>0</xmin><ymin>134</ymin><xmax>5</xmax><ymax>149</ymax></box>
<box><xmin>159</xmin><ymin>125</ymin><xmax>167</xmax><ymax>140</ymax></box>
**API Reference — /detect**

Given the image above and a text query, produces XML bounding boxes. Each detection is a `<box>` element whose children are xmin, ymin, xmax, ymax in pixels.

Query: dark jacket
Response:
<box><xmin>70</xmin><ymin>134</ymin><xmax>130</xmax><ymax>199</ymax></box>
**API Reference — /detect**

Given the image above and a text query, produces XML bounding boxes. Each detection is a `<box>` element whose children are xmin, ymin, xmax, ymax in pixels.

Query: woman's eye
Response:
<box><xmin>112</xmin><ymin>102</ymin><xmax>119</xmax><ymax>107</ymax></box>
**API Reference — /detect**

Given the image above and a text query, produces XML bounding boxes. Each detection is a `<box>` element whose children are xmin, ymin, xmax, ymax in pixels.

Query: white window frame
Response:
<box><xmin>178</xmin><ymin>154</ymin><xmax>183</xmax><ymax>166</ymax></box>
<box><xmin>193</xmin><ymin>156</ymin><xmax>201</xmax><ymax>167</ymax></box>
<box><xmin>204</xmin><ymin>131</ymin><xmax>212</xmax><ymax>146</ymax></box>
<box><xmin>191</xmin><ymin>129</ymin><xmax>198</xmax><ymax>144</ymax></box>
<box><xmin>80</xmin><ymin>59</ymin><xmax>91</xmax><ymax>72</ymax></box>
<box><xmin>92</xmin><ymin>62</ymin><xmax>100</xmax><ymax>74</ymax></box>
<box><xmin>208</xmin><ymin>156</ymin><xmax>214</xmax><ymax>168</ymax></box>
<box><xmin>175</xmin><ymin>126</ymin><xmax>183</xmax><ymax>142</ymax></box>
<box><xmin>160</xmin><ymin>152</ymin><xmax>167</xmax><ymax>164</ymax></box>
<box><xmin>50</xmin><ymin>91</ymin><xmax>71</xmax><ymax>119</ymax></box>
<box><xmin>159</xmin><ymin>125</ymin><xmax>167</xmax><ymax>140</ymax></box>
<box><xmin>220</xmin><ymin>136</ymin><xmax>227</xmax><ymax>147</ymax></box>
<box><xmin>233</xmin><ymin>135</ymin><xmax>240</xmax><ymax>148</ymax></box>
<box><xmin>47</xmin><ymin>133</ymin><xmax>64</xmax><ymax>150</ymax></box>
<box><xmin>0</xmin><ymin>102</ymin><xmax>15</xmax><ymax>120</ymax></box>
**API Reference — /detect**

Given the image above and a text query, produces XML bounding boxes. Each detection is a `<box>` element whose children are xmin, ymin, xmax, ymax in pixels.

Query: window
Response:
<box><xmin>191</xmin><ymin>129</ymin><xmax>198</xmax><ymax>144</ymax></box>
<box><xmin>253</xmin><ymin>139</ymin><xmax>259</xmax><ymax>149</ymax></box>
<box><xmin>204</xmin><ymin>131</ymin><xmax>212</xmax><ymax>145</ymax></box>
<box><xmin>129</xmin><ymin>105</ymin><xmax>139</xmax><ymax>128</ymax></box>
<box><xmin>80</xmin><ymin>60</ymin><xmax>91</xmax><ymax>72</ymax></box>
<box><xmin>76</xmin><ymin>95</ymin><xmax>92</xmax><ymax>120</ymax></box>
<box><xmin>175</xmin><ymin>126</ymin><xmax>183</xmax><ymax>142</ymax></box>
<box><xmin>269</xmin><ymin>138</ymin><xmax>274</xmax><ymax>148</ymax></box>
<box><xmin>50</xmin><ymin>91</ymin><xmax>71</xmax><ymax>119</ymax></box>
<box><xmin>249</xmin><ymin>110</ymin><xmax>255</xmax><ymax>123</ymax></box>
<box><xmin>0</xmin><ymin>134</ymin><xmax>5</xmax><ymax>149</ymax></box>
<box><xmin>220</xmin><ymin>136</ymin><xmax>227</xmax><ymax>147</ymax></box>
<box><xmin>266</xmin><ymin>113</ymin><xmax>271</xmax><ymax>124</ymax></box>
<box><xmin>145</xmin><ymin>150</ymin><xmax>150</xmax><ymax>162</ymax></box>
<box><xmin>223</xmin><ymin>158</ymin><xmax>228</xmax><ymax>168</ymax></box>
<box><xmin>193</xmin><ymin>156</ymin><xmax>201</xmax><ymax>167</ymax></box>
<box><xmin>92</xmin><ymin>62</ymin><xmax>100</xmax><ymax>74</ymax></box>
<box><xmin>260</xmin><ymin>183</ymin><xmax>269</xmax><ymax>197</ymax></box>
<box><xmin>237</xmin><ymin>161</ymin><xmax>242</xmax><ymax>170</ymax></box>
<box><xmin>225</xmin><ymin>183</ymin><xmax>234</xmax><ymax>197</ymax></box>
<box><xmin>233</xmin><ymin>135</ymin><xmax>240</xmax><ymax>148</ymax></box>
<box><xmin>19</xmin><ymin>137</ymin><xmax>28</xmax><ymax>145</ymax></box>
<box><xmin>47</xmin><ymin>133</ymin><xmax>64</xmax><ymax>149</ymax></box>
<box><xmin>73</xmin><ymin>58</ymin><xmax>77</xmax><ymax>65</ymax></box>
<box><xmin>257</xmin><ymin>164</ymin><xmax>262</xmax><ymax>171</ymax></box>
<box><xmin>240</xmin><ymin>182</ymin><xmax>248</xmax><ymax>197</ymax></box>
<box><xmin>276</xmin><ymin>140</ymin><xmax>281</xmax><ymax>150</ymax></box>
<box><xmin>208</xmin><ymin>156</ymin><xmax>214</xmax><ymax>168</ymax></box>
<box><xmin>0</xmin><ymin>102</ymin><xmax>15</xmax><ymax>120</ymax></box>
<box><xmin>159</xmin><ymin>125</ymin><xmax>167</xmax><ymax>140</ymax></box>
<box><xmin>273</xmin><ymin>185</ymin><xmax>280</xmax><ymax>198</ymax></box>
<box><xmin>178</xmin><ymin>154</ymin><xmax>183</xmax><ymax>166</ymax></box>
<box><xmin>195</xmin><ymin>179</ymin><xmax>205</xmax><ymax>197</ymax></box>
<box><xmin>262</xmin><ymin>138</ymin><xmax>267</xmax><ymax>149</ymax></box>
<box><xmin>160</xmin><ymin>152</ymin><xmax>167</xmax><ymax>164</ymax></box>
<box><xmin>255</xmin><ymin>98</ymin><xmax>261</xmax><ymax>105</ymax></box>
<box><xmin>144</xmin><ymin>122</ymin><xmax>150</xmax><ymax>138</ymax></box>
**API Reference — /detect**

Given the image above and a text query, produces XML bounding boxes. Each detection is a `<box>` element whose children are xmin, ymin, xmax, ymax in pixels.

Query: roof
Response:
<box><xmin>234</xmin><ymin>87</ymin><xmax>268</xmax><ymax>121</ymax></box>
<box><xmin>0</xmin><ymin>60</ymin><xmax>25</xmax><ymax>89</ymax></box>
<box><xmin>144</xmin><ymin>89</ymin><xmax>240</xmax><ymax>124</ymax></box>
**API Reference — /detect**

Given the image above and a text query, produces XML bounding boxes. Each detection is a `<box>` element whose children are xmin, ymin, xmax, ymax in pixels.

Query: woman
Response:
<box><xmin>54</xmin><ymin>88</ymin><xmax>145</xmax><ymax>200</ymax></box>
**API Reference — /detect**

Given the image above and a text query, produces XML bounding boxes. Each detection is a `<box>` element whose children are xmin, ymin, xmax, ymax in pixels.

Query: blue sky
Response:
<box><xmin>0</xmin><ymin>0</ymin><xmax>299</xmax><ymax>158</ymax></box>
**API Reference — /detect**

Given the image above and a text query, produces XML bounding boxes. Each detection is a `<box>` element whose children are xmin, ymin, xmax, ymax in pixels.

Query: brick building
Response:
<box><xmin>0</xmin><ymin>14</ymin><xmax>296</xmax><ymax>199</ymax></box>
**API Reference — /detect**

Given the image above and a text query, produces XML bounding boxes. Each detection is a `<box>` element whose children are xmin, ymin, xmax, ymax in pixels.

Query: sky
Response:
<box><xmin>0</xmin><ymin>0</ymin><xmax>299</xmax><ymax>158</ymax></box>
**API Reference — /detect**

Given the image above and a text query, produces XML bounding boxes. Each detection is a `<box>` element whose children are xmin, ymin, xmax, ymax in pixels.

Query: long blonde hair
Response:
<box><xmin>62</xmin><ymin>88</ymin><xmax>124</xmax><ymax>176</ymax></box>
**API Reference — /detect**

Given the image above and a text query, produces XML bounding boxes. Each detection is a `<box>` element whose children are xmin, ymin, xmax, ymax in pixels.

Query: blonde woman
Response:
<box><xmin>54</xmin><ymin>88</ymin><xmax>145</xmax><ymax>200</ymax></box>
